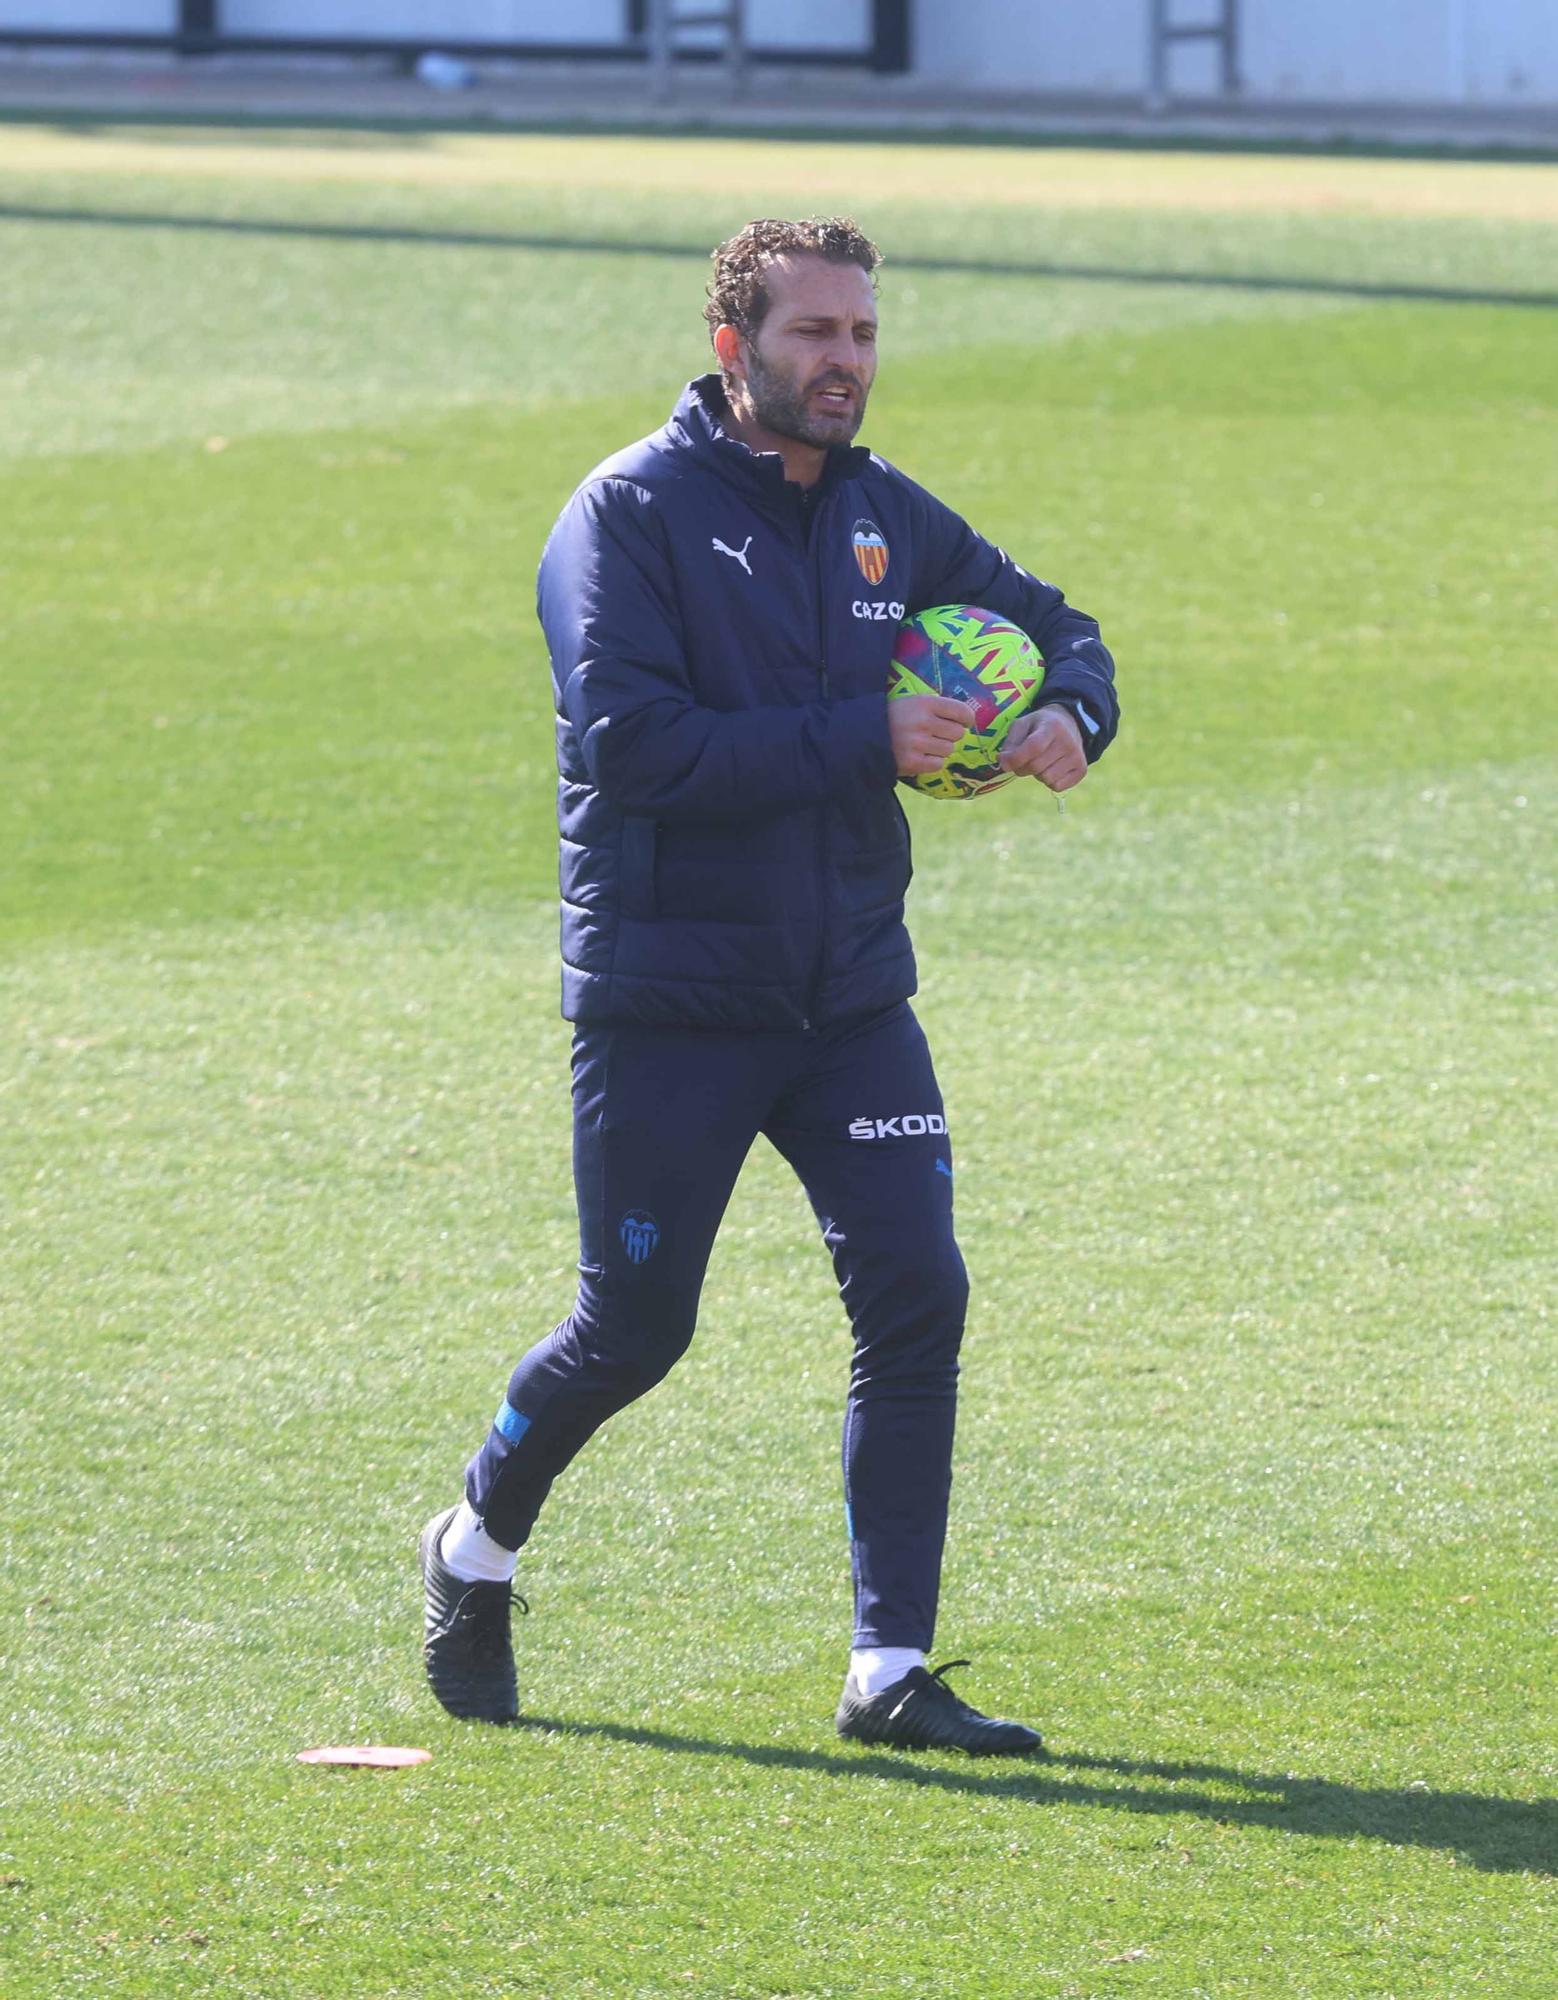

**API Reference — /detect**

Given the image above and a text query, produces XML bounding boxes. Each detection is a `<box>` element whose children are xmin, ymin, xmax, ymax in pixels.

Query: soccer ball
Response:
<box><xmin>887</xmin><ymin>604</ymin><xmax>1044</xmax><ymax>799</ymax></box>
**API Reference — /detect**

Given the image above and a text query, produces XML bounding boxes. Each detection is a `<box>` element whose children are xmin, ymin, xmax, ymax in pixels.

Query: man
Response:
<box><xmin>420</xmin><ymin>217</ymin><xmax>1118</xmax><ymax>1755</ymax></box>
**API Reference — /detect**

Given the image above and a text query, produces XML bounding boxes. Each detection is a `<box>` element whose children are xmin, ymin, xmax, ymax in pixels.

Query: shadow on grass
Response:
<box><xmin>10</xmin><ymin>109</ymin><xmax>1558</xmax><ymax>168</ymax></box>
<box><xmin>2</xmin><ymin>202</ymin><xmax>1556</xmax><ymax>312</ymax></box>
<box><xmin>508</xmin><ymin>1712</ymin><xmax>1556</xmax><ymax>1876</ymax></box>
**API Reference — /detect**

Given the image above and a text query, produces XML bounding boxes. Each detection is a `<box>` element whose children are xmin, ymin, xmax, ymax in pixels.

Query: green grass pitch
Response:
<box><xmin>1</xmin><ymin>119</ymin><xmax>1555</xmax><ymax>1996</ymax></box>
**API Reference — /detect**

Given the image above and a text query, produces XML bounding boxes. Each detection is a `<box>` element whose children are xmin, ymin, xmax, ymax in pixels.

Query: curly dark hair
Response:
<box><xmin>704</xmin><ymin>216</ymin><xmax>881</xmax><ymax>350</ymax></box>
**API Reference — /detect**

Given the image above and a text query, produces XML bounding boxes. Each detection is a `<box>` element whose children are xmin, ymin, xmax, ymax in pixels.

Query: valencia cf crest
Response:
<box><xmin>619</xmin><ymin>1210</ymin><xmax>660</xmax><ymax>1265</ymax></box>
<box><xmin>852</xmin><ymin>518</ymin><xmax>890</xmax><ymax>586</ymax></box>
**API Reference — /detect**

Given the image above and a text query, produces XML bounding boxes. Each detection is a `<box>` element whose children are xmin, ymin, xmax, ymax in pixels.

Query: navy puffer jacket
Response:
<box><xmin>539</xmin><ymin>375</ymin><xmax>1118</xmax><ymax>1031</ymax></box>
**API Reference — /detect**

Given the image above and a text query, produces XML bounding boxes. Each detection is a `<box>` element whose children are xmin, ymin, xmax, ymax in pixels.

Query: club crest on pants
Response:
<box><xmin>619</xmin><ymin>1209</ymin><xmax>661</xmax><ymax>1264</ymax></box>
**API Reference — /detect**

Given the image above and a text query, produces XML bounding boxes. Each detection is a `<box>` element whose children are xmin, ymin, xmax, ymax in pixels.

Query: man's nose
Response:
<box><xmin>823</xmin><ymin>334</ymin><xmax>868</xmax><ymax>375</ymax></box>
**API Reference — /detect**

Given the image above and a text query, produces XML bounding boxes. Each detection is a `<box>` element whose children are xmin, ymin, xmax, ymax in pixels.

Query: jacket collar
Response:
<box><xmin>667</xmin><ymin>374</ymin><xmax>871</xmax><ymax>508</ymax></box>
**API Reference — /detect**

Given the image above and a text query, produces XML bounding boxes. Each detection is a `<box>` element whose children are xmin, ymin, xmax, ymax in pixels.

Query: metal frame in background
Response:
<box><xmin>0</xmin><ymin>0</ymin><xmax>912</xmax><ymax>74</ymax></box>
<box><xmin>645</xmin><ymin>0</ymin><xmax>748</xmax><ymax>100</ymax></box>
<box><xmin>1148</xmin><ymin>0</ymin><xmax>1241</xmax><ymax>109</ymax></box>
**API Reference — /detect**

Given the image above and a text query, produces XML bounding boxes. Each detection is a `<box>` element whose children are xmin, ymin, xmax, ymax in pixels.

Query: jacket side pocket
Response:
<box><xmin>619</xmin><ymin>816</ymin><xmax>658</xmax><ymax>920</ymax></box>
<box><xmin>893</xmin><ymin>794</ymin><xmax>915</xmax><ymax>895</ymax></box>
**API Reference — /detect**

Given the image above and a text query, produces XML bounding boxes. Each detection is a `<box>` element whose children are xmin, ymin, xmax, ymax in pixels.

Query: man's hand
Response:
<box><xmin>889</xmin><ymin>695</ymin><xmax>977</xmax><ymax>779</ymax></box>
<box><xmin>999</xmin><ymin>704</ymin><xmax>1087</xmax><ymax>793</ymax></box>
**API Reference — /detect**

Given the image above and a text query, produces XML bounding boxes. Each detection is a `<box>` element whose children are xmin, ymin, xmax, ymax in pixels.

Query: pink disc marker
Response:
<box><xmin>297</xmin><ymin>1745</ymin><xmax>433</xmax><ymax>1768</ymax></box>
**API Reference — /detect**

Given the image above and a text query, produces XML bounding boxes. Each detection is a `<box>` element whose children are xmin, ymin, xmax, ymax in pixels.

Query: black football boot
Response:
<box><xmin>418</xmin><ymin>1506</ymin><xmax>524</xmax><ymax>1723</ymax></box>
<box><xmin>836</xmin><ymin>1659</ymin><xmax>1042</xmax><ymax>1757</ymax></box>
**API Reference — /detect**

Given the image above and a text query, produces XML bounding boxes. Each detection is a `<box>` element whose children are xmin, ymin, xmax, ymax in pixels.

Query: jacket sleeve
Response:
<box><xmin>908</xmin><ymin>479</ymin><xmax>1120</xmax><ymax>763</ymax></box>
<box><xmin>540</xmin><ymin>478</ymin><xmax>897</xmax><ymax>825</ymax></box>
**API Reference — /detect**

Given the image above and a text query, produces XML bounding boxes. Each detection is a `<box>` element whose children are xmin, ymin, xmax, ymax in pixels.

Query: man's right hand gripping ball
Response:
<box><xmin>889</xmin><ymin>695</ymin><xmax>978</xmax><ymax>778</ymax></box>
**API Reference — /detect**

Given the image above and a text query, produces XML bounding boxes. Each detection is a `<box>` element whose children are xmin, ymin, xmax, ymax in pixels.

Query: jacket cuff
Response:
<box><xmin>1034</xmin><ymin>671</ymin><xmax>1117</xmax><ymax>765</ymax></box>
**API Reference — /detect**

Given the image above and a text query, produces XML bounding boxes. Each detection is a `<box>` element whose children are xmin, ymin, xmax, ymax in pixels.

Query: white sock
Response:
<box><xmin>849</xmin><ymin>1647</ymin><xmax>925</xmax><ymax>1698</ymax></box>
<box><xmin>439</xmin><ymin>1500</ymin><xmax>518</xmax><ymax>1584</ymax></box>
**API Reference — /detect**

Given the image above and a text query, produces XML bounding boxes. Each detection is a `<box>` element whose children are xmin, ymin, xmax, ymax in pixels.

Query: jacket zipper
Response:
<box><xmin>806</xmin><ymin>491</ymin><xmax>830</xmax><ymax>1028</ymax></box>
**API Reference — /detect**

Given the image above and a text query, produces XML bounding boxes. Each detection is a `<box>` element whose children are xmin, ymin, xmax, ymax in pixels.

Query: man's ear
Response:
<box><xmin>712</xmin><ymin>322</ymin><xmax>744</xmax><ymax>382</ymax></box>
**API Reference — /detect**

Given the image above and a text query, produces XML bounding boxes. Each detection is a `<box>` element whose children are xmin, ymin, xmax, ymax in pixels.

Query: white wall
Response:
<box><xmin>218</xmin><ymin>1</ymin><xmax>625</xmax><ymax>44</ymax></box>
<box><xmin>1243</xmin><ymin>2</ymin><xmax>1453</xmax><ymax>100</ymax></box>
<box><xmin>914</xmin><ymin>0</ymin><xmax>1148</xmax><ymax>95</ymax></box>
<box><xmin>1462</xmin><ymin>0</ymin><xmax>1556</xmax><ymax>100</ymax></box>
<box><xmin>3</xmin><ymin>0</ymin><xmax>872</xmax><ymax>56</ymax></box>
<box><xmin>749</xmin><ymin>0</ymin><xmax>872</xmax><ymax>54</ymax></box>
<box><xmin>226</xmin><ymin>0</ymin><xmax>871</xmax><ymax>54</ymax></box>
<box><xmin>3</xmin><ymin>0</ymin><xmax>1554</xmax><ymax>103</ymax></box>
<box><xmin>916</xmin><ymin>0</ymin><xmax>1558</xmax><ymax>105</ymax></box>
<box><xmin>1239</xmin><ymin>0</ymin><xmax>1553</xmax><ymax>101</ymax></box>
<box><xmin>0</xmin><ymin>1</ymin><xmax>172</xmax><ymax>25</ymax></box>
<box><xmin>0</xmin><ymin>0</ymin><xmax>869</xmax><ymax>56</ymax></box>
<box><xmin>671</xmin><ymin>0</ymin><xmax>871</xmax><ymax>56</ymax></box>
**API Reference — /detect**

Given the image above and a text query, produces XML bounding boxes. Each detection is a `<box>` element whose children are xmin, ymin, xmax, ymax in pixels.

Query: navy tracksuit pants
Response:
<box><xmin>465</xmin><ymin>1000</ymin><xmax>967</xmax><ymax>1650</ymax></box>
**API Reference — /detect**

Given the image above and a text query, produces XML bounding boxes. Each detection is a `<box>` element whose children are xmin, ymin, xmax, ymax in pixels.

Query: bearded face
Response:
<box><xmin>743</xmin><ymin>333</ymin><xmax>872</xmax><ymax>449</ymax></box>
<box><xmin>723</xmin><ymin>255</ymin><xmax>878</xmax><ymax>455</ymax></box>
